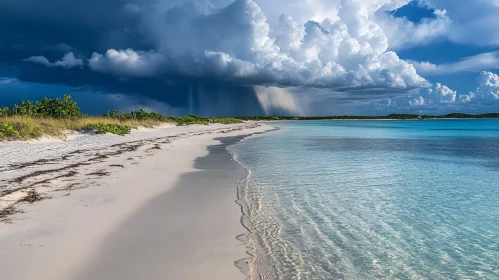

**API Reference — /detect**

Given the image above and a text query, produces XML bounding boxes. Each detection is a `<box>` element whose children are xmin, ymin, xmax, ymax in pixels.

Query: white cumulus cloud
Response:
<box><xmin>377</xmin><ymin>6</ymin><xmax>451</xmax><ymax>50</ymax></box>
<box><xmin>405</xmin><ymin>83</ymin><xmax>456</xmax><ymax>107</ymax></box>
<box><xmin>459</xmin><ymin>71</ymin><xmax>499</xmax><ymax>104</ymax></box>
<box><xmin>89</xmin><ymin>49</ymin><xmax>166</xmax><ymax>77</ymax></box>
<box><xmin>370</xmin><ymin>71</ymin><xmax>499</xmax><ymax>113</ymax></box>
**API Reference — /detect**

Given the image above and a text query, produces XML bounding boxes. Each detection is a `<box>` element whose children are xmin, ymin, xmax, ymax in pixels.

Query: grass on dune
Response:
<box><xmin>0</xmin><ymin>116</ymin><xmax>169</xmax><ymax>140</ymax></box>
<box><xmin>0</xmin><ymin>115</ymin><xmax>242</xmax><ymax>141</ymax></box>
<box><xmin>0</xmin><ymin>95</ymin><xmax>242</xmax><ymax>141</ymax></box>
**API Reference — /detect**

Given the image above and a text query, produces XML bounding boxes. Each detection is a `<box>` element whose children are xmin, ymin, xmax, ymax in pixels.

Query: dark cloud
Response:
<box><xmin>0</xmin><ymin>0</ymin><xmax>268</xmax><ymax>114</ymax></box>
<box><xmin>0</xmin><ymin>0</ymin><xmax>150</xmax><ymax>64</ymax></box>
<box><xmin>14</xmin><ymin>62</ymin><xmax>266</xmax><ymax>114</ymax></box>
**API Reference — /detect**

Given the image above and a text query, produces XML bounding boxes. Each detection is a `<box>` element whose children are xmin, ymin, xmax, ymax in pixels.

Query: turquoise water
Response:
<box><xmin>230</xmin><ymin>120</ymin><xmax>499</xmax><ymax>280</ymax></box>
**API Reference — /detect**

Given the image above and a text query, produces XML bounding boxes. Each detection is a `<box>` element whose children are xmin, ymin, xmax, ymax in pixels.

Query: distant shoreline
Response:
<box><xmin>236</xmin><ymin>113</ymin><xmax>499</xmax><ymax>121</ymax></box>
<box><xmin>259</xmin><ymin>117</ymin><xmax>499</xmax><ymax>122</ymax></box>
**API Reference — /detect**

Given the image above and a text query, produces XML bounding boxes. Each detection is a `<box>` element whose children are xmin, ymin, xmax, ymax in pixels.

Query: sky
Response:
<box><xmin>1</xmin><ymin>0</ymin><xmax>499</xmax><ymax>116</ymax></box>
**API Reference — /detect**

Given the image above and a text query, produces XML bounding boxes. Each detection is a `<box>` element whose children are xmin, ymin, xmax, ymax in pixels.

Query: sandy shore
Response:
<box><xmin>0</xmin><ymin>122</ymin><xmax>273</xmax><ymax>280</ymax></box>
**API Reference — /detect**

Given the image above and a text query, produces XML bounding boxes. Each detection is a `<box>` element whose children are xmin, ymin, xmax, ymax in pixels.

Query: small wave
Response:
<box><xmin>226</xmin><ymin>127</ymin><xmax>281</xmax><ymax>280</ymax></box>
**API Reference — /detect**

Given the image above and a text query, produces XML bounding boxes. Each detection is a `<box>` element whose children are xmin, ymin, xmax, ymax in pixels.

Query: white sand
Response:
<box><xmin>0</xmin><ymin>122</ymin><xmax>273</xmax><ymax>280</ymax></box>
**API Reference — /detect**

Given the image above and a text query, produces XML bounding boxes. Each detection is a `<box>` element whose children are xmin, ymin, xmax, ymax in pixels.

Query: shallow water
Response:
<box><xmin>229</xmin><ymin>120</ymin><xmax>499</xmax><ymax>280</ymax></box>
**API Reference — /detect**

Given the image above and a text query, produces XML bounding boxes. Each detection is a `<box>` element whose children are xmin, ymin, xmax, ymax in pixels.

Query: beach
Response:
<box><xmin>0</xmin><ymin>122</ymin><xmax>272</xmax><ymax>280</ymax></box>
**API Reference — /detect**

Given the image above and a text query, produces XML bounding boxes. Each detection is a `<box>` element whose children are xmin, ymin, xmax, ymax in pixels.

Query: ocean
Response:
<box><xmin>229</xmin><ymin>120</ymin><xmax>499</xmax><ymax>280</ymax></box>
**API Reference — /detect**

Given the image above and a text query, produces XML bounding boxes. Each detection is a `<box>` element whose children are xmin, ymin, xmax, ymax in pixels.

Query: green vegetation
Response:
<box><xmin>103</xmin><ymin>109</ymin><xmax>241</xmax><ymax>126</ymax></box>
<box><xmin>169</xmin><ymin>115</ymin><xmax>241</xmax><ymax>126</ymax></box>
<box><xmin>0</xmin><ymin>95</ymin><xmax>81</xmax><ymax>119</ymax></box>
<box><xmin>0</xmin><ymin>123</ymin><xmax>20</xmax><ymax>139</ymax></box>
<box><xmin>0</xmin><ymin>96</ymin><xmax>241</xmax><ymax>141</ymax></box>
<box><xmin>88</xmin><ymin>123</ymin><xmax>133</xmax><ymax>136</ymax></box>
<box><xmin>0</xmin><ymin>119</ymin><xmax>45</xmax><ymax>139</ymax></box>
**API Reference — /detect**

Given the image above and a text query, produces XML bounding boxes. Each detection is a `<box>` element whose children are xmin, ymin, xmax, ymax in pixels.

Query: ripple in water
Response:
<box><xmin>229</xmin><ymin>120</ymin><xmax>499</xmax><ymax>280</ymax></box>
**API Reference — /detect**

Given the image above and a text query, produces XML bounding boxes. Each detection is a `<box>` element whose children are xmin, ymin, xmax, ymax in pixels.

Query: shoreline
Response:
<box><xmin>0</xmin><ymin>122</ymin><xmax>275</xmax><ymax>280</ymax></box>
<box><xmin>226</xmin><ymin>127</ymin><xmax>282</xmax><ymax>279</ymax></box>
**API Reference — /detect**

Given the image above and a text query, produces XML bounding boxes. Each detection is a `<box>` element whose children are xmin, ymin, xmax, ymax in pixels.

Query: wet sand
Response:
<box><xmin>72</xmin><ymin>136</ymin><xmax>251</xmax><ymax>280</ymax></box>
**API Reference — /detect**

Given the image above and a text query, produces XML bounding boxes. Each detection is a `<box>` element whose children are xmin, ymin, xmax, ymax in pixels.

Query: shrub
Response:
<box><xmin>173</xmin><ymin>114</ymin><xmax>210</xmax><ymax>126</ymax></box>
<box><xmin>88</xmin><ymin>123</ymin><xmax>133</xmax><ymax>136</ymax></box>
<box><xmin>32</xmin><ymin>95</ymin><xmax>81</xmax><ymax>118</ymax></box>
<box><xmin>2</xmin><ymin>95</ymin><xmax>82</xmax><ymax>119</ymax></box>
<box><xmin>0</xmin><ymin>120</ymin><xmax>45</xmax><ymax>140</ymax></box>
<box><xmin>0</xmin><ymin>107</ymin><xmax>11</xmax><ymax>117</ymax></box>
<box><xmin>106</xmin><ymin>110</ymin><xmax>120</xmax><ymax>118</ymax></box>
<box><xmin>118</xmin><ymin>109</ymin><xmax>167</xmax><ymax>121</ymax></box>
<box><xmin>209</xmin><ymin>117</ymin><xmax>242</xmax><ymax>124</ymax></box>
<box><xmin>13</xmin><ymin>100</ymin><xmax>35</xmax><ymax>117</ymax></box>
<box><xmin>0</xmin><ymin>123</ymin><xmax>20</xmax><ymax>139</ymax></box>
